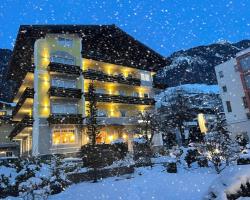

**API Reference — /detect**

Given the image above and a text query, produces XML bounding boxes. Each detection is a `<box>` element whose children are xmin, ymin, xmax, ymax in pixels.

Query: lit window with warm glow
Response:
<box><xmin>52</xmin><ymin>128</ymin><xmax>76</xmax><ymax>145</ymax></box>
<box><xmin>0</xmin><ymin>111</ymin><xmax>6</xmax><ymax>116</ymax></box>
<box><xmin>198</xmin><ymin>113</ymin><xmax>208</xmax><ymax>133</ymax></box>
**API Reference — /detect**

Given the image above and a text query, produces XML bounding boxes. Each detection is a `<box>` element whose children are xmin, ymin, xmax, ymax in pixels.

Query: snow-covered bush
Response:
<box><xmin>237</xmin><ymin>149</ymin><xmax>250</xmax><ymax>165</ymax></box>
<box><xmin>204</xmin><ymin>166</ymin><xmax>250</xmax><ymax>199</ymax></box>
<box><xmin>0</xmin><ymin>156</ymin><xmax>70</xmax><ymax>199</ymax></box>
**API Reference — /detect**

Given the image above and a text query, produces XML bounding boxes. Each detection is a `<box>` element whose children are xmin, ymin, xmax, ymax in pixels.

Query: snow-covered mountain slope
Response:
<box><xmin>154</xmin><ymin>40</ymin><xmax>250</xmax><ymax>87</ymax></box>
<box><xmin>155</xmin><ymin>84</ymin><xmax>221</xmax><ymax>109</ymax></box>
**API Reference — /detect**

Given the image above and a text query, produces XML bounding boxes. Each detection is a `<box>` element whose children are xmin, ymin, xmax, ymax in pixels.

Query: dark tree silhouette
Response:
<box><xmin>86</xmin><ymin>82</ymin><xmax>100</xmax><ymax>146</ymax></box>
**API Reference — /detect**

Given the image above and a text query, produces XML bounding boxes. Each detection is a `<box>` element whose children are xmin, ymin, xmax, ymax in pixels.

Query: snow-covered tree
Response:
<box><xmin>159</xmin><ymin>88</ymin><xmax>194</xmax><ymax>145</ymax></box>
<box><xmin>203</xmin><ymin>111</ymin><xmax>239</xmax><ymax>173</ymax></box>
<box><xmin>134</xmin><ymin>110</ymin><xmax>160</xmax><ymax>145</ymax></box>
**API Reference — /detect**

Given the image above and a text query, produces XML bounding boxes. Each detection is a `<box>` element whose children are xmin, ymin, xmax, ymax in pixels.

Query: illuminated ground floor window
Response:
<box><xmin>52</xmin><ymin>128</ymin><xmax>76</xmax><ymax>145</ymax></box>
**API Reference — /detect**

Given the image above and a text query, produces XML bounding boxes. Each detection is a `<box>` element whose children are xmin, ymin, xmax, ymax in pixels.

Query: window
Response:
<box><xmin>239</xmin><ymin>56</ymin><xmax>250</xmax><ymax>71</ymax></box>
<box><xmin>120</xmin><ymin>110</ymin><xmax>126</xmax><ymax>117</ymax></box>
<box><xmin>226</xmin><ymin>101</ymin><xmax>232</xmax><ymax>112</ymax></box>
<box><xmin>50</xmin><ymin>51</ymin><xmax>75</xmax><ymax>65</ymax></box>
<box><xmin>6</xmin><ymin>152</ymin><xmax>12</xmax><ymax>157</ymax></box>
<box><xmin>141</xmin><ymin>72</ymin><xmax>151</xmax><ymax>82</ymax></box>
<box><xmin>0</xmin><ymin>111</ymin><xmax>6</xmax><ymax>116</ymax></box>
<box><xmin>132</xmin><ymin>92</ymin><xmax>139</xmax><ymax>97</ymax></box>
<box><xmin>57</xmin><ymin>37</ymin><xmax>73</xmax><ymax>47</ymax></box>
<box><xmin>51</xmin><ymin>103</ymin><xmax>77</xmax><ymax>114</ymax></box>
<box><xmin>222</xmin><ymin>86</ymin><xmax>227</xmax><ymax>92</ymax></box>
<box><xmin>96</xmin><ymin>88</ymin><xmax>106</xmax><ymax>94</ymax></box>
<box><xmin>242</xmin><ymin>97</ymin><xmax>248</xmax><ymax>109</ymax></box>
<box><xmin>244</xmin><ymin>75</ymin><xmax>250</xmax><ymax>89</ymax></box>
<box><xmin>52</xmin><ymin>128</ymin><xmax>76</xmax><ymax>145</ymax></box>
<box><xmin>97</xmin><ymin>110</ymin><xmax>107</xmax><ymax>117</ymax></box>
<box><xmin>51</xmin><ymin>78</ymin><xmax>76</xmax><ymax>88</ymax></box>
<box><xmin>118</xmin><ymin>90</ymin><xmax>126</xmax><ymax>96</ymax></box>
<box><xmin>218</xmin><ymin>71</ymin><xmax>224</xmax><ymax>78</ymax></box>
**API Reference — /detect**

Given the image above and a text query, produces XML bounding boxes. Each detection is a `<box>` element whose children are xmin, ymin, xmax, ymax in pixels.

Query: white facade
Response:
<box><xmin>215</xmin><ymin>53</ymin><xmax>250</xmax><ymax>140</ymax></box>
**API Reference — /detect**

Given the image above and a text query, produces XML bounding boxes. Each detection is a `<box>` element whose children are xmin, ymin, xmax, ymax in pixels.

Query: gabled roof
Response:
<box><xmin>8</xmin><ymin>24</ymin><xmax>168</xmax><ymax>99</ymax></box>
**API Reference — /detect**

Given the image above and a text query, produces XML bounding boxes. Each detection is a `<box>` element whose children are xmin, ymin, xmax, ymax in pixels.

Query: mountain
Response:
<box><xmin>154</xmin><ymin>40</ymin><xmax>250</xmax><ymax>88</ymax></box>
<box><xmin>0</xmin><ymin>49</ymin><xmax>14</xmax><ymax>102</ymax></box>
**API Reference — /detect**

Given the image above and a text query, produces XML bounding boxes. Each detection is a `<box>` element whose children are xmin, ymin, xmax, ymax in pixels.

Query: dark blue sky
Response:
<box><xmin>0</xmin><ymin>0</ymin><xmax>250</xmax><ymax>56</ymax></box>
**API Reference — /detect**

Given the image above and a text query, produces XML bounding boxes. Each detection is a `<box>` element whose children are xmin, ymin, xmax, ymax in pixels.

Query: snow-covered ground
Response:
<box><xmin>48</xmin><ymin>165</ymin><xmax>217</xmax><ymax>200</ymax></box>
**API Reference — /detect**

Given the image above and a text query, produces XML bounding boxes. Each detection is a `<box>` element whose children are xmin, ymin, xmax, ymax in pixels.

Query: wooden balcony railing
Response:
<box><xmin>12</xmin><ymin>88</ymin><xmax>34</xmax><ymax>117</ymax></box>
<box><xmin>84</xmin><ymin>93</ymin><xmax>155</xmax><ymax>105</ymax></box>
<box><xmin>83</xmin><ymin>69</ymin><xmax>141</xmax><ymax>86</ymax></box>
<box><xmin>47</xmin><ymin>114</ymin><xmax>84</xmax><ymax>125</ymax></box>
<box><xmin>48</xmin><ymin>62</ymin><xmax>82</xmax><ymax>75</ymax></box>
<box><xmin>48</xmin><ymin>87</ymin><xmax>83</xmax><ymax>99</ymax></box>
<box><xmin>9</xmin><ymin>116</ymin><xmax>33</xmax><ymax>139</ymax></box>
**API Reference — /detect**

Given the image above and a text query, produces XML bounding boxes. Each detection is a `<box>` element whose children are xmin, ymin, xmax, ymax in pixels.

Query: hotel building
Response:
<box><xmin>215</xmin><ymin>48</ymin><xmax>250</xmax><ymax>141</ymax></box>
<box><xmin>8</xmin><ymin>25</ymin><xmax>167</xmax><ymax>156</ymax></box>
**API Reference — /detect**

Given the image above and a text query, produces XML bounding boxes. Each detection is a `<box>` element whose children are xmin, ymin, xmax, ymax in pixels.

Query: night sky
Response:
<box><xmin>0</xmin><ymin>0</ymin><xmax>250</xmax><ymax>56</ymax></box>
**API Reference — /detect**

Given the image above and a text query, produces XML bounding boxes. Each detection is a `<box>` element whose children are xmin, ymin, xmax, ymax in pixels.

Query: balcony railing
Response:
<box><xmin>9</xmin><ymin>116</ymin><xmax>33</xmax><ymax>139</ymax></box>
<box><xmin>12</xmin><ymin>88</ymin><xmax>34</xmax><ymax>117</ymax></box>
<box><xmin>48</xmin><ymin>87</ymin><xmax>83</xmax><ymax>99</ymax></box>
<box><xmin>84</xmin><ymin>93</ymin><xmax>155</xmax><ymax>105</ymax></box>
<box><xmin>96</xmin><ymin>117</ymin><xmax>137</xmax><ymax>125</ymax></box>
<box><xmin>48</xmin><ymin>62</ymin><xmax>82</xmax><ymax>75</ymax></box>
<box><xmin>47</xmin><ymin>114</ymin><xmax>84</xmax><ymax>125</ymax></box>
<box><xmin>83</xmin><ymin>69</ymin><xmax>141</xmax><ymax>86</ymax></box>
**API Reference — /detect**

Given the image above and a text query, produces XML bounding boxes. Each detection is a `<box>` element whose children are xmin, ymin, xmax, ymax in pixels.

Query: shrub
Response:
<box><xmin>197</xmin><ymin>156</ymin><xmax>208</xmax><ymax>167</ymax></box>
<box><xmin>184</xmin><ymin>148</ymin><xmax>199</xmax><ymax>168</ymax></box>
<box><xmin>80</xmin><ymin>143</ymin><xmax>128</xmax><ymax>168</ymax></box>
<box><xmin>166</xmin><ymin>162</ymin><xmax>177</xmax><ymax>173</ymax></box>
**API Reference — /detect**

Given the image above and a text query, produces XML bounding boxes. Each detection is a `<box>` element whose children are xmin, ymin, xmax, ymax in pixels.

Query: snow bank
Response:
<box><xmin>204</xmin><ymin>165</ymin><xmax>250</xmax><ymax>199</ymax></box>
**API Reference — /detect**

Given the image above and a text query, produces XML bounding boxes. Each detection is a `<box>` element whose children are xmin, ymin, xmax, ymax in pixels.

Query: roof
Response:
<box><xmin>8</xmin><ymin>24</ymin><xmax>168</xmax><ymax>98</ymax></box>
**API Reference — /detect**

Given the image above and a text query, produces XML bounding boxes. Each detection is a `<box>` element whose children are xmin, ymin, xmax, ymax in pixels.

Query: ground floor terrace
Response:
<box><xmin>11</xmin><ymin>122</ymin><xmax>139</xmax><ymax>156</ymax></box>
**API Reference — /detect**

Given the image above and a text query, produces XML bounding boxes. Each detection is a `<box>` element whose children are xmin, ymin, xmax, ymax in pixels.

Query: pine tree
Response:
<box><xmin>86</xmin><ymin>82</ymin><xmax>100</xmax><ymax>146</ymax></box>
<box><xmin>204</xmin><ymin>111</ymin><xmax>239</xmax><ymax>173</ymax></box>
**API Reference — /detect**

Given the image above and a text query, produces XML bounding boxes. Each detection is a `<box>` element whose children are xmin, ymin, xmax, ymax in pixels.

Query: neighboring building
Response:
<box><xmin>8</xmin><ymin>25</ymin><xmax>166</xmax><ymax>156</ymax></box>
<box><xmin>0</xmin><ymin>101</ymin><xmax>19</xmax><ymax>157</ymax></box>
<box><xmin>215</xmin><ymin>48</ymin><xmax>250</xmax><ymax>141</ymax></box>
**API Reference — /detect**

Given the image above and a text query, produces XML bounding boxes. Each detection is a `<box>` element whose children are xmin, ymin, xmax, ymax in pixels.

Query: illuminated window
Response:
<box><xmin>52</xmin><ymin>128</ymin><xmax>76</xmax><ymax>145</ymax></box>
<box><xmin>0</xmin><ymin>111</ymin><xmax>6</xmax><ymax>116</ymax></box>
<box><xmin>57</xmin><ymin>37</ymin><xmax>73</xmax><ymax>47</ymax></box>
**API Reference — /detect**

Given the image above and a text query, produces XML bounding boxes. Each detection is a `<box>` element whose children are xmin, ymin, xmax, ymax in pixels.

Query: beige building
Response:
<box><xmin>215</xmin><ymin>48</ymin><xmax>250</xmax><ymax>140</ymax></box>
<box><xmin>8</xmin><ymin>25</ymin><xmax>167</xmax><ymax>157</ymax></box>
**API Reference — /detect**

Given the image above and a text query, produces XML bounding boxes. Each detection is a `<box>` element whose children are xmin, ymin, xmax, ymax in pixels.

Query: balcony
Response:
<box><xmin>96</xmin><ymin>117</ymin><xmax>137</xmax><ymax>125</ymax></box>
<box><xmin>47</xmin><ymin>114</ymin><xmax>84</xmax><ymax>125</ymax></box>
<box><xmin>48</xmin><ymin>62</ymin><xmax>82</xmax><ymax>76</ymax></box>
<box><xmin>48</xmin><ymin>87</ymin><xmax>82</xmax><ymax>99</ymax></box>
<box><xmin>84</xmin><ymin>93</ymin><xmax>155</xmax><ymax>105</ymax></box>
<box><xmin>12</xmin><ymin>88</ymin><xmax>34</xmax><ymax>117</ymax></box>
<box><xmin>9</xmin><ymin>116</ymin><xmax>33</xmax><ymax>139</ymax></box>
<box><xmin>83</xmin><ymin>69</ymin><xmax>141</xmax><ymax>86</ymax></box>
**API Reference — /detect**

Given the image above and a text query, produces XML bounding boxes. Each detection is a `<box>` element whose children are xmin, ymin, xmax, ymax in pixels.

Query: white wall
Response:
<box><xmin>215</xmin><ymin>58</ymin><xmax>250</xmax><ymax>139</ymax></box>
